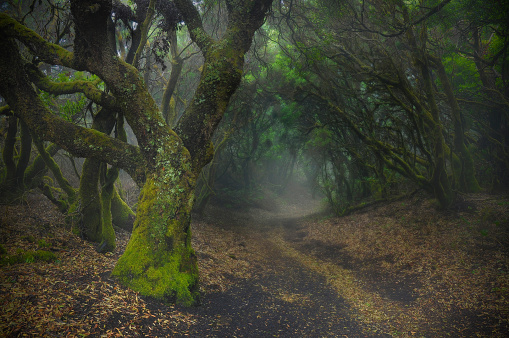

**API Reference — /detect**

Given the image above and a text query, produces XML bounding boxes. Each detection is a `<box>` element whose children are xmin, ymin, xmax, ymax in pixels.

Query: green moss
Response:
<box><xmin>111</xmin><ymin>187</ymin><xmax>135</xmax><ymax>231</ymax></box>
<box><xmin>0</xmin><ymin>244</ymin><xmax>7</xmax><ymax>255</ymax></box>
<box><xmin>37</xmin><ymin>239</ymin><xmax>51</xmax><ymax>248</ymax></box>
<box><xmin>0</xmin><ymin>249</ymin><xmax>57</xmax><ymax>266</ymax></box>
<box><xmin>98</xmin><ymin>180</ymin><xmax>116</xmax><ymax>253</ymax></box>
<box><xmin>114</xmin><ymin>241</ymin><xmax>198</xmax><ymax>305</ymax></box>
<box><xmin>112</xmin><ymin>166</ymin><xmax>199</xmax><ymax>306</ymax></box>
<box><xmin>76</xmin><ymin>158</ymin><xmax>103</xmax><ymax>242</ymax></box>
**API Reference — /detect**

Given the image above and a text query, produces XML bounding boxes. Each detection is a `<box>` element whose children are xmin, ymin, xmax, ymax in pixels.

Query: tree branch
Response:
<box><xmin>0</xmin><ymin>13</ymin><xmax>75</xmax><ymax>67</ymax></box>
<box><xmin>0</xmin><ymin>35</ymin><xmax>146</xmax><ymax>184</ymax></box>
<box><xmin>173</xmin><ymin>0</ymin><xmax>213</xmax><ymax>53</ymax></box>
<box><xmin>132</xmin><ymin>0</ymin><xmax>156</xmax><ymax>68</ymax></box>
<box><xmin>26</xmin><ymin>64</ymin><xmax>117</xmax><ymax>109</ymax></box>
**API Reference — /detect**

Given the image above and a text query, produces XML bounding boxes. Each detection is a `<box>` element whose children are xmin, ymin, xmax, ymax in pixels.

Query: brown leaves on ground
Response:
<box><xmin>0</xmin><ymin>194</ymin><xmax>197</xmax><ymax>337</ymax></box>
<box><xmin>1</xmin><ymin>189</ymin><xmax>508</xmax><ymax>337</ymax></box>
<box><xmin>294</xmin><ymin>192</ymin><xmax>509</xmax><ymax>336</ymax></box>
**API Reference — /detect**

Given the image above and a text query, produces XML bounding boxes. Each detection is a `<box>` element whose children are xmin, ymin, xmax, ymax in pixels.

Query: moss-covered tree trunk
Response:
<box><xmin>70</xmin><ymin>107</ymin><xmax>116</xmax><ymax>245</ymax></box>
<box><xmin>472</xmin><ymin>28</ymin><xmax>509</xmax><ymax>191</ymax></box>
<box><xmin>161</xmin><ymin>30</ymin><xmax>183</xmax><ymax>127</ymax></box>
<box><xmin>112</xmin><ymin>0</ymin><xmax>273</xmax><ymax>305</ymax></box>
<box><xmin>0</xmin><ymin>116</ymin><xmax>19</xmax><ymax>201</ymax></box>
<box><xmin>420</xmin><ymin>57</ymin><xmax>454</xmax><ymax>208</ymax></box>
<box><xmin>75</xmin><ymin>158</ymin><xmax>103</xmax><ymax>241</ymax></box>
<box><xmin>110</xmin><ymin>186</ymin><xmax>135</xmax><ymax>231</ymax></box>
<box><xmin>0</xmin><ymin>116</ymin><xmax>34</xmax><ymax>203</ymax></box>
<box><xmin>112</xmin><ymin>146</ymin><xmax>198</xmax><ymax>305</ymax></box>
<box><xmin>98</xmin><ymin>163</ymin><xmax>118</xmax><ymax>253</ymax></box>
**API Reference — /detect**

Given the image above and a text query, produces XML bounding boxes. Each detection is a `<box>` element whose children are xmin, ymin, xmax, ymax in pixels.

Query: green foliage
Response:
<box><xmin>442</xmin><ymin>56</ymin><xmax>480</xmax><ymax>94</ymax></box>
<box><xmin>39</xmin><ymin>71</ymin><xmax>99</xmax><ymax>122</ymax></box>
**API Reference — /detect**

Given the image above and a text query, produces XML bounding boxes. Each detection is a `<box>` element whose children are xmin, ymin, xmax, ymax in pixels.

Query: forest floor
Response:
<box><xmin>1</xmin><ymin>183</ymin><xmax>508</xmax><ymax>337</ymax></box>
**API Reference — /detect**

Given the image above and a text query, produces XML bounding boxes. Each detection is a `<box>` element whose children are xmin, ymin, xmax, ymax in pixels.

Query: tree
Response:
<box><xmin>0</xmin><ymin>0</ymin><xmax>273</xmax><ymax>305</ymax></box>
<box><xmin>265</xmin><ymin>0</ymin><xmax>491</xmax><ymax>210</ymax></box>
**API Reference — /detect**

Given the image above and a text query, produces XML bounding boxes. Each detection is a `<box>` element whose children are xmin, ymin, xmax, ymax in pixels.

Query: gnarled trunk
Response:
<box><xmin>112</xmin><ymin>144</ymin><xmax>198</xmax><ymax>305</ymax></box>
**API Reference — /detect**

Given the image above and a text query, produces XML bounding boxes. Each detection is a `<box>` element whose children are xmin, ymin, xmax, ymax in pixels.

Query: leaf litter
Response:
<box><xmin>0</xmin><ymin>189</ymin><xmax>508</xmax><ymax>337</ymax></box>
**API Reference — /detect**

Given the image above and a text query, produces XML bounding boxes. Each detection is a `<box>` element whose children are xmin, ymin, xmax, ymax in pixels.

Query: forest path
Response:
<box><xmin>2</xmin><ymin>190</ymin><xmax>507</xmax><ymax>337</ymax></box>
<box><xmin>186</xmin><ymin>186</ymin><xmax>509</xmax><ymax>338</ymax></box>
<box><xmin>1</xmin><ymin>188</ymin><xmax>381</xmax><ymax>337</ymax></box>
<box><xmin>182</xmin><ymin>186</ymin><xmax>390</xmax><ymax>337</ymax></box>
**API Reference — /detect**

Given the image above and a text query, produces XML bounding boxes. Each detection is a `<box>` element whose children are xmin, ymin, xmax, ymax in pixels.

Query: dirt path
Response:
<box><xmin>186</xmin><ymin>187</ymin><xmax>509</xmax><ymax>337</ymax></box>
<box><xmin>179</xmin><ymin>190</ymin><xmax>389</xmax><ymax>337</ymax></box>
<box><xmin>186</xmin><ymin>219</ymin><xmax>368</xmax><ymax>336</ymax></box>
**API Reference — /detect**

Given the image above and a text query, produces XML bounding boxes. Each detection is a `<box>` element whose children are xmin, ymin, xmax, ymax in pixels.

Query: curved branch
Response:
<box><xmin>0</xmin><ymin>13</ymin><xmax>75</xmax><ymax>67</ymax></box>
<box><xmin>0</xmin><ymin>35</ymin><xmax>145</xmax><ymax>184</ymax></box>
<box><xmin>173</xmin><ymin>0</ymin><xmax>213</xmax><ymax>53</ymax></box>
<box><xmin>26</xmin><ymin>65</ymin><xmax>117</xmax><ymax>109</ymax></box>
<box><xmin>33</xmin><ymin>134</ymin><xmax>76</xmax><ymax>199</ymax></box>
<box><xmin>0</xmin><ymin>105</ymin><xmax>14</xmax><ymax>116</ymax></box>
<box><xmin>132</xmin><ymin>0</ymin><xmax>156</xmax><ymax>68</ymax></box>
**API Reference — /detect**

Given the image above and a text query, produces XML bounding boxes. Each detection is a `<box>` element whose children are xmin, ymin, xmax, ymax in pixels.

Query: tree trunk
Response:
<box><xmin>432</xmin><ymin>55</ymin><xmax>481</xmax><ymax>193</ymax></box>
<box><xmin>111</xmin><ymin>186</ymin><xmax>135</xmax><ymax>231</ymax></box>
<box><xmin>404</xmin><ymin>19</ymin><xmax>454</xmax><ymax>208</ymax></box>
<box><xmin>112</xmin><ymin>148</ymin><xmax>199</xmax><ymax>305</ymax></box>
<box><xmin>74</xmin><ymin>157</ymin><xmax>103</xmax><ymax>242</ymax></box>
<box><xmin>98</xmin><ymin>163</ymin><xmax>118</xmax><ymax>253</ymax></box>
<box><xmin>472</xmin><ymin>28</ymin><xmax>509</xmax><ymax>191</ymax></box>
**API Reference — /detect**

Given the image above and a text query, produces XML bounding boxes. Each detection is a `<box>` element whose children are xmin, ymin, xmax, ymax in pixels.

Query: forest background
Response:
<box><xmin>0</xmin><ymin>0</ymin><xmax>508</xmax><ymax>307</ymax></box>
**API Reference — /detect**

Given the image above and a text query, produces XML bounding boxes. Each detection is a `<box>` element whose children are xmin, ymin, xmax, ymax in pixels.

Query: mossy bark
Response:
<box><xmin>15</xmin><ymin>119</ymin><xmax>32</xmax><ymax>188</ymax></box>
<box><xmin>33</xmin><ymin>135</ymin><xmax>76</xmax><ymax>202</ymax></box>
<box><xmin>161</xmin><ymin>30</ymin><xmax>183</xmax><ymax>127</ymax></box>
<box><xmin>403</xmin><ymin>18</ymin><xmax>454</xmax><ymax>208</ymax></box>
<box><xmin>112</xmin><ymin>144</ymin><xmax>198</xmax><ymax>306</ymax></box>
<box><xmin>73</xmin><ymin>107</ymin><xmax>118</xmax><ymax>247</ymax></box>
<box><xmin>0</xmin><ymin>34</ymin><xmax>146</xmax><ymax>184</ymax></box>
<box><xmin>24</xmin><ymin>143</ymin><xmax>59</xmax><ymax>185</ymax></box>
<box><xmin>74</xmin><ymin>157</ymin><xmax>103</xmax><ymax>242</ymax></box>
<box><xmin>0</xmin><ymin>117</ymin><xmax>34</xmax><ymax>203</ymax></box>
<box><xmin>0</xmin><ymin>116</ymin><xmax>19</xmax><ymax>202</ymax></box>
<box><xmin>472</xmin><ymin>29</ymin><xmax>509</xmax><ymax>191</ymax></box>
<box><xmin>98</xmin><ymin>164</ymin><xmax>118</xmax><ymax>253</ymax></box>
<box><xmin>111</xmin><ymin>186</ymin><xmax>135</xmax><ymax>231</ymax></box>
<box><xmin>1</xmin><ymin>0</ymin><xmax>273</xmax><ymax>306</ymax></box>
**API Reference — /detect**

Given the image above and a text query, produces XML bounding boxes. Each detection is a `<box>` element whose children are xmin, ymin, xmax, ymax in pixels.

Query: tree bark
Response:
<box><xmin>431</xmin><ymin>55</ymin><xmax>481</xmax><ymax>193</ymax></box>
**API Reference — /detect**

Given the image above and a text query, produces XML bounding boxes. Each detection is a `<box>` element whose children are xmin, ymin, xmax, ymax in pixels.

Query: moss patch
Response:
<box><xmin>0</xmin><ymin>249</ymin><xmax>57</xmax><ymax>265</ymax></box>
<box><xmin>112</xmin><ymin>146</ymin><xmax>199</xmax><ymax>304</ymax></box>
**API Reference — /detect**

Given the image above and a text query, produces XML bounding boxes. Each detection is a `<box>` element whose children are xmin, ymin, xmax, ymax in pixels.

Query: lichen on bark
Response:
<box><xmin>112</xmin><ymin>147</ymin><xmax>198</xmax><ymax>305</ymax></box>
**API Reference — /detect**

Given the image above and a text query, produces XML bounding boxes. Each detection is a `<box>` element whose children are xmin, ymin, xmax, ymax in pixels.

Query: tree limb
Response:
<box><xmin>26</xmin><ymin>64</ymin><xmax>117</xmax><ymax>109</ymax></box>
<box><xmin>0</xmin><ymin>13</ymin><xmax>75</xmax><ymax>67</ymax></box>
<box><xmin>0</xmin><ymin>35</ymin><xmax>146</xmax><ymax>184</ymax></box>
<box><xmin>173</xmin><ymin>0</ymin><xmax>213</xmax><ymax>53</ymax></box>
